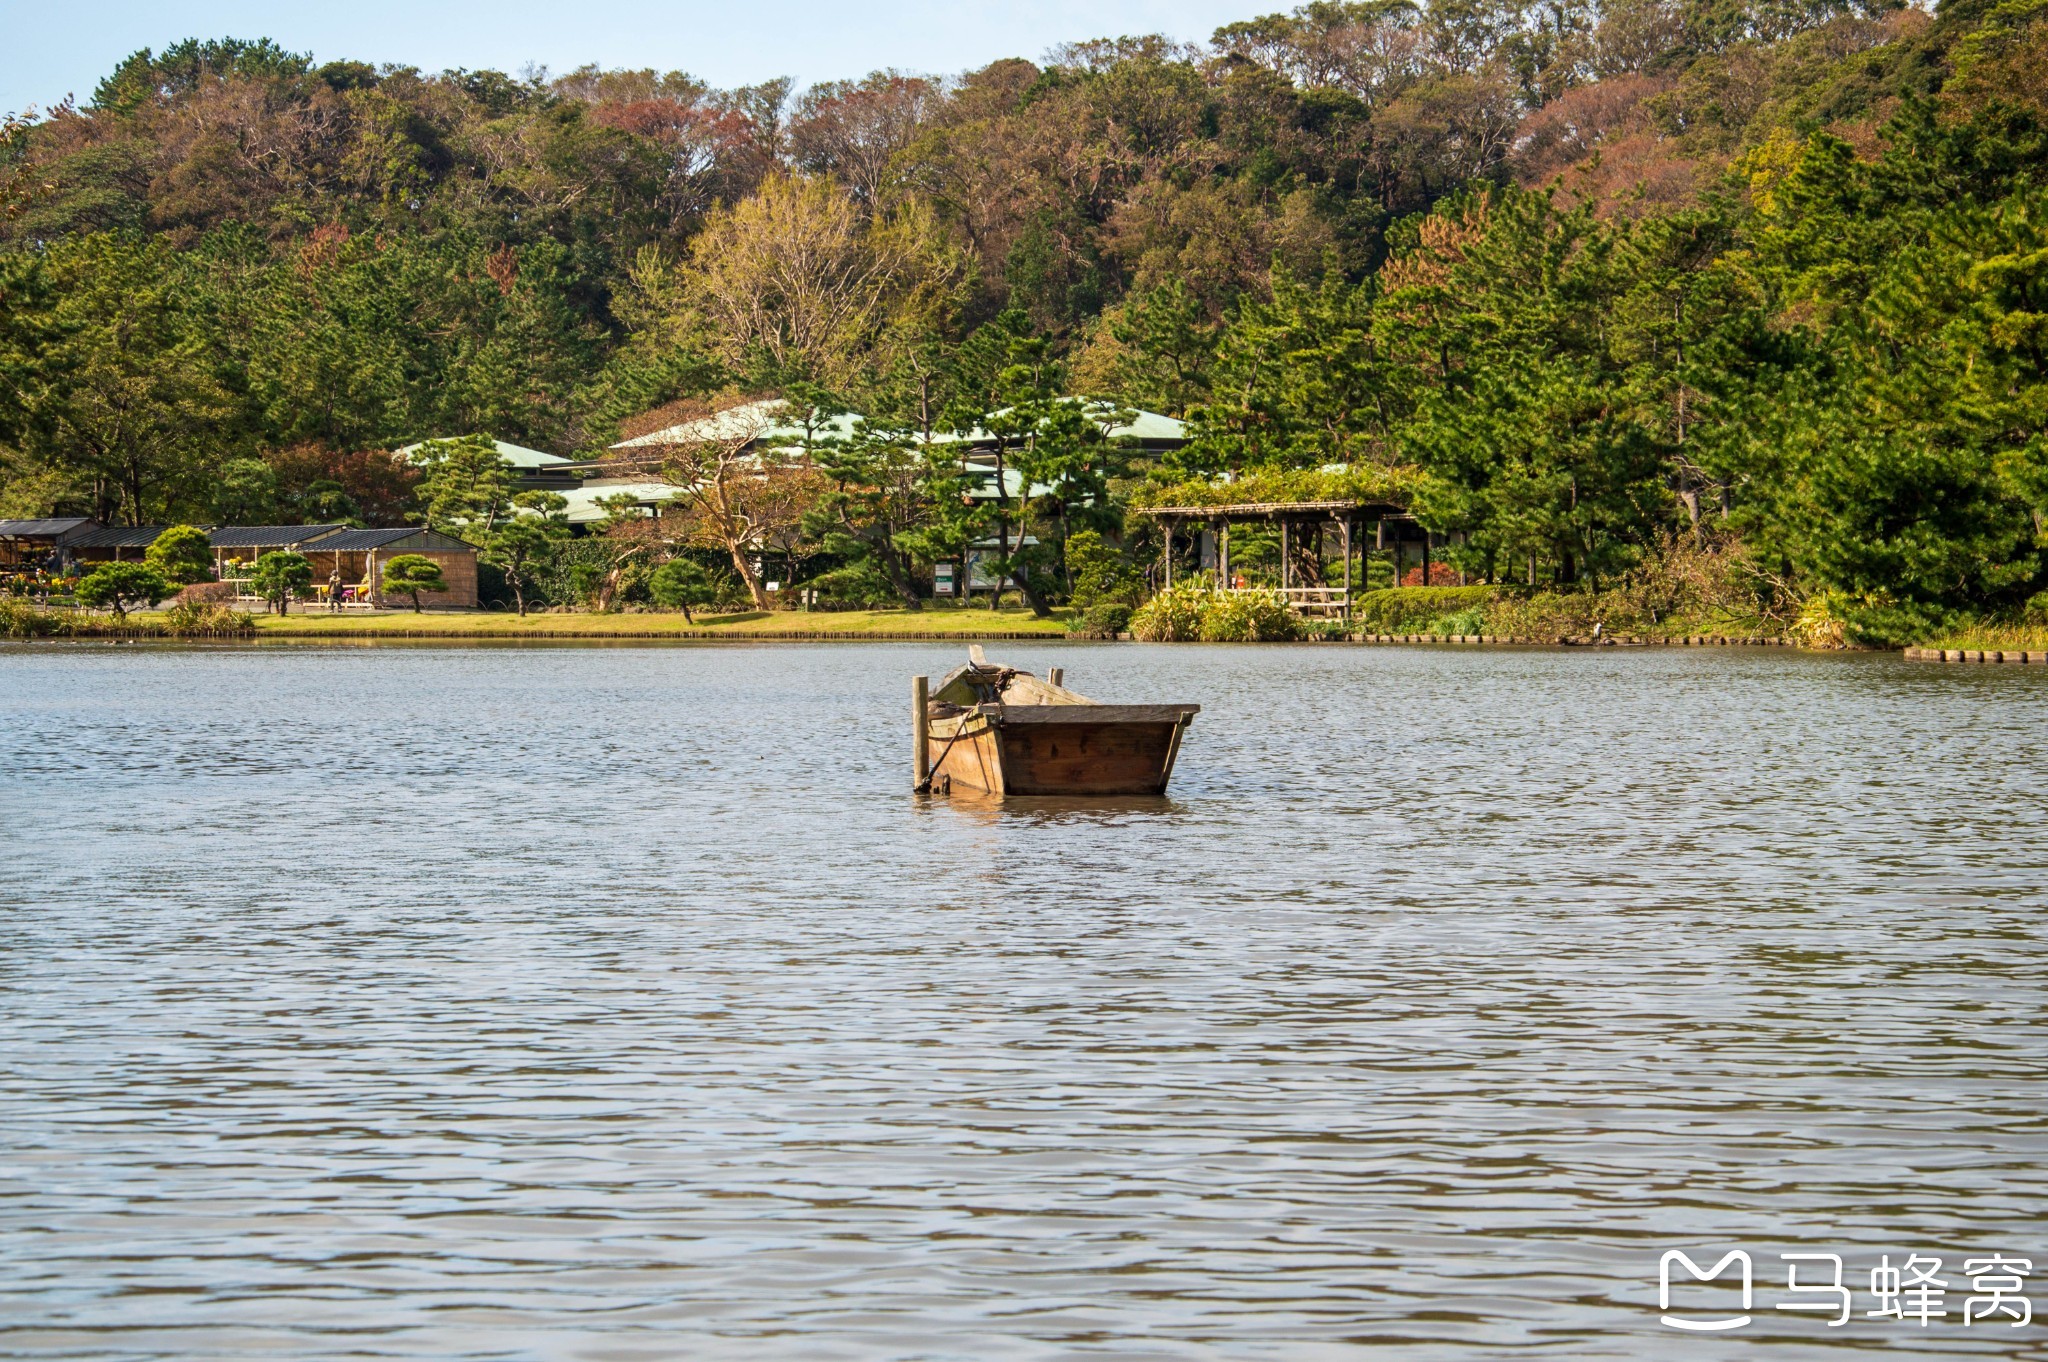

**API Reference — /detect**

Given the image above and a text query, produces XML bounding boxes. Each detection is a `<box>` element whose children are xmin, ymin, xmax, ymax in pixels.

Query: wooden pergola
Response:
<box><xmin>1137</xmin><ymin>498</ymin><xmax>1424</xmax><ymax>616</ymax></box>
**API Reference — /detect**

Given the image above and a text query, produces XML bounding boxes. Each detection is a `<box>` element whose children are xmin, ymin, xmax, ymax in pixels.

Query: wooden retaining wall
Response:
<box><xmin>1326</xmin><ymin>634</ymin><xmax>1794</xmax><ymax>647</ymax></box>
<box><xmin>1903</xmin><ymin>647</ymin><xmax>2048</xmax><ymax>664</ymax></box>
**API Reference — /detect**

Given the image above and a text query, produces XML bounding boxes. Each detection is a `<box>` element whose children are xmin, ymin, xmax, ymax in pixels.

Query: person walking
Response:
<box><xmin>328</xmin><ymin>567</ymin><xmax>345</xmax><ymax>612</ymax></box>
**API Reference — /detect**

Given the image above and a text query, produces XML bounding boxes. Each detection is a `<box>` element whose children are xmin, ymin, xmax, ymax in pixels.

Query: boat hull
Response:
<box><xmin>927</xmin><ymin>705</ymin><xmax>1196</xmax><ymax>797</ymax></box>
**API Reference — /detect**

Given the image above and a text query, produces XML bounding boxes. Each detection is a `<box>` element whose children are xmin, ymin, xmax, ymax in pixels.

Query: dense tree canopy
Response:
<box><xmin>3</xmin><ymin>0</ymin><xmax>2045</xmax><ymax>632</ymax></box>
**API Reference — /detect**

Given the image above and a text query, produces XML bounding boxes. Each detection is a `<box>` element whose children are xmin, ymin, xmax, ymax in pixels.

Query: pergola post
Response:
<box><xmin>1422</xmin><ymin>533</ymin><xmax>1431</xmax><ymax>588</ymax></box>
<box><xmin>1162</xmin><ymin>520</ymin><xmax>1172</xmax><ymax>590</ymax></box>
<box><xmin>1218</xmin><ymin>520</ymin><xmax>1230</xmax><ymax>587</ymax></box>
<box><xmin>1280</xmin><ymin>519</ymin><xmax>1291</xmax><ymax>589</ymax></box>
<box><xmin>1341</xmin><ymin>517</ymin><xmax>1352</xmax><ymax>616</ymax></box>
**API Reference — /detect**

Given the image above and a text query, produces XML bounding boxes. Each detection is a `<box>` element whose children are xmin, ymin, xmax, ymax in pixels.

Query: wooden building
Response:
<box><xmin>1136</xmin><ymin>496</ymin><xmax>1418</xmax><ymax>618</ymax></box>
<box><xmin>299</xmin><ymin>528</ymin><xmax>479</xmax><ymax>608</ymax></box>
<box><xmin>1</xmin><ymin>519</ymin><xmax>480</xmax><ymax>608</ymax></box>
<box><xmin>206</xmin><ymin>526</ymin><xmax>348</xmax><ymax>578</ymax></box>
<box><xmin>0</xmin><ymin>519</ymin><xmax>99</xmax><ymax>571</ymax></box>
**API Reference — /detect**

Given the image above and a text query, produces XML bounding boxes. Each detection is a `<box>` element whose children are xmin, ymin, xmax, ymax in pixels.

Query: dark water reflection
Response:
<box><xmin>3</xmin><ymin>641</ymin><xmax>2046</xmax><ymax>1360</ymax></box>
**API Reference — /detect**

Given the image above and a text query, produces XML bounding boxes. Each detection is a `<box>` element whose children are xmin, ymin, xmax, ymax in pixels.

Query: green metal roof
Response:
<box><xmin>397</xmin><ymin>437</ymin><xmax>570</xmax><ymax>469</ymax></box>
<box><xmin>550</xmin><ymin>482</ymin><xmax>678</xmax><ymax>524</ymax></box>
<box><xmin>609</xmin><ymin>398</ymin><xmax>1183</xmax><ymax>453</ymax></box>
<box><xmin>935</xmin><ymin>401</ymin><xmax>1188</xmax><ymax>446</ymax></box>
<box><xmin>610</xmin><ymin>400</ymin><xmax>864</xmax><ymax>452</ymax></box>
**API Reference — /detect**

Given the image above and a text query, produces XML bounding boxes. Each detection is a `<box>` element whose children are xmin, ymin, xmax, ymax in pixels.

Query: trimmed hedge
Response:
<box><xmin>1350</xmin><ymin>585</ymin><xmax>1499</xmax><ymax>632</ymax></box>
<box><xmin>1129</xmin><ymin>585</ymin><xmax>1303</xmax><ymax>642</ymax></box>
<box><xmin>1072</xmin><ymin>602</ymin><xmax>1134</xmax><ymax>638</ymax></box>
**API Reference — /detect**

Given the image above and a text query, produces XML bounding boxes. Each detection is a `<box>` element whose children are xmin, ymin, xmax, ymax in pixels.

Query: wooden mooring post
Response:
<box><xmin>1048</xmin><ymin>667</ymin><xmax>1064</xmax><ymax>688</ymax></box>
<box><xmin>913</xmin><ymin>675</ymin><xmax>930</xmax><ymax>790</ymax></box>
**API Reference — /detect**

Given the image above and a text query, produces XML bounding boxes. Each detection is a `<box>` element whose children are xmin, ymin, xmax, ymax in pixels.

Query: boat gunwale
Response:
<box><xmin>962</xmin><ymin>703</ymin><xmax>1199</xmax><ymax>725</ymax></box>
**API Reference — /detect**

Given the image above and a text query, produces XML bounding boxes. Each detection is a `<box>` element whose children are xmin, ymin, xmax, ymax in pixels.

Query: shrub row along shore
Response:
<box><xmin>9</xmin><ymin>599</ymin><xmax>2042</xmax><ymax>655</ymax></box>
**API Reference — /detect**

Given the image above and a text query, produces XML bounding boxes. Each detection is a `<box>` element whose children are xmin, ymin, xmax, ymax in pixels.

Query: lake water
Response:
<box><xmin>3</xmin><ymin>641</ymin><xmax>2046</xmax><ymax>1360</ymax></box>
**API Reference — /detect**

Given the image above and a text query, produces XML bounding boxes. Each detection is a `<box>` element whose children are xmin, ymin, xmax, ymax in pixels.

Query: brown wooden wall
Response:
<box><xmin>305</xmin><ymin>548</ymin><xmax>479</xmax><ymax>608</ymax></box>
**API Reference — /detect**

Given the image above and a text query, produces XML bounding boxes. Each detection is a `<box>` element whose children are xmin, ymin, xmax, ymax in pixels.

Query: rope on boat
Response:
<box><xmin>916</xmin><ymin>706</ymin><xmax>1000</xmax><ymax>794</ymax></box>
<box><xmin>916</xmin><ymin>663</ymin><xmax>1033</xmax><ymax>793</ymax></box>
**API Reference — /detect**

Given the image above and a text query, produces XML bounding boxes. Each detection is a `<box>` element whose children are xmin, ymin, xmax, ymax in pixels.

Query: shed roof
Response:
<box><xmin>308</xmin><ymin>527</ymin><xmax>476</xmax><ymax>552</ymax></box>
<box><xmin>0</xmin><ymin>518</ymin><xmax>96</xmax><ymax>540</ymax></box>
<box><xmin>67</xmin><ymin>524</ymin><xmax>169</xmax><ymax>549</ymax></box>
<box><xmin>397</xmin><ymin>437</ymin><xmax>570</xmax><ymax>469</ymax></box>
<box><xmin>208</xmin><ymin>525</ymin><xmax>347</xmax><ymax>549</ymax></box>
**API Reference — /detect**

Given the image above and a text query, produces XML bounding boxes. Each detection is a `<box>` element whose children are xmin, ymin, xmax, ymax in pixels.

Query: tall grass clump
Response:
<box><xmin>0</xmin><ymin>600</ymin><xmax>73</xmax><ymax>638</ymax></box>
<box><xmin>1128</xmin><ymin>584</ymin><xmax>1209</xmax><ymax>641</ymax></box>
<box><xmin>1198</xmin><ymin>590</ymin><xmax>1302</xmax><ymax>641</ymax></box>
<box><xmin>1129</xmin><ymin>584</ymin><xmax>1303</xmax><ymax>641</ymax></box>
<box><xmin>162</xmin><ymin>602</ymin><xmax>257</xmax><ymax>635</ymax></box>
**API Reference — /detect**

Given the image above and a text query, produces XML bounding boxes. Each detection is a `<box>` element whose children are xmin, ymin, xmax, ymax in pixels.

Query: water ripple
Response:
<box><xmin>2</xmin><ymin>642</ymin><xmax>2046</xmax><ymax>1360</ymax></box>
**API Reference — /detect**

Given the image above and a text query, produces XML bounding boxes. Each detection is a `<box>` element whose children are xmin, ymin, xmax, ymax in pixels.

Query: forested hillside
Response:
<box><xmin>3</xmin><ymin>0</ymin><xmax>2047</xmax><ymax>638</ymax></box>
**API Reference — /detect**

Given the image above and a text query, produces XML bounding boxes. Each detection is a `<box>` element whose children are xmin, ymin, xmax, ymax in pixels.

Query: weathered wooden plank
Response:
<box><xmin>974</xmin><ymin>703</ymin><xmax>1201</xmax><ymax>724</ymax></box>
<box><xmin>913</xmin><ymin>675</ymin><xmax>930</xmax><ymax>789</ymax></box>
<box><xmin>931</xmin><ymin>720</ymin><xmax>1006</xmax><ymax>794</ymax></box>
<box><xmin>998</xmin><ymin>720</ymin><xmax>1182</xmax><ymax>795</ymax></box>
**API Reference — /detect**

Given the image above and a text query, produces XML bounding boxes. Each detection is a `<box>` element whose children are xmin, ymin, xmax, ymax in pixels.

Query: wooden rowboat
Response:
<box><xmin>914</xmin><ymin>647</ymin><xmax>1199</xmax><ymax>797</ymax></box>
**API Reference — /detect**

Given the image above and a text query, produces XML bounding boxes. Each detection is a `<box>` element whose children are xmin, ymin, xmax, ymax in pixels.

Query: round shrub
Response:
<box><xmin>76</xmin><ymin>562</ymin><xmax>170</xmax><ymax>618</ymax></box>
<box><xmin>143</xmin><ymin>524</ymin><xmax>216</xmax><ymax>586</ymax></box>
<box><xmin>1073</xmin><ymin>602</ymin><xmax>1133</xmax><ymax>637</ymax></box>
<box><xmin>175</xmin><ymin>580</ymin><xmax>237</xmax><ymax>604</ymax></box>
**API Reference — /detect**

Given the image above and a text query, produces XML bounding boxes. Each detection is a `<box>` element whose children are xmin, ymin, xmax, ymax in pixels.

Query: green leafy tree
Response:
<box><xmin>1108</xmin><ymin>280</ymin><xmax>1218</xmax><ymax>419</ymax></box>
<box><xmin>288</xmin><ymin>479</ymin><xmax>363</xmax><ymax>525</ymax></box>
<box><xmin>0</xmin><ymin>253</ymin><xmax>63</xmax><ymax>457</ymax></box>
<box><xmin>1064</xmin><ymin>528</ymin><xmax>1144</xmax><ymax>607</ymax></box>
<box><xmin>649</xmin><ymin>557</ymin><xmax>717</xmax><ymax>621</ymax></box>
<box><xmin>1187</xmin><ymin>265</ymin><xmax>1392</xmax><ymax>476</ymax></box>
<box><xmin>36</xmin><ymin>234</ymin><xmax>235</xmax><ymax>525</ymax></box>
<box><xmin>211</xmin><ymin>458</ymin><xmax>279</xmax><ymax>524</ymax></box>
<box><xmin>996</xmin><ymin>395</ymin><xmax>1138</xmax><ymax>612</ymax></box>
<box><xmin>410</xmin><ymin>435</ymin><xmax>516</xmax><ymax>536</ymax></box>
<box><xmin>1385</xmin><ymin>188</ymin><xmax>1668</xmax><ymax>588</ymax></box>
<box><xmin>249</xmin><ymin>551</ymin><xmax>313</xmax><ymax>614</ymax></box>
<box><xmin>485</xmin><ymin>493</ymin><xmax>570</xmax><ymax>616</ymax></box>
<box><xmin>939</xmin><ymin>314</ymin><xmax>1080</xmax><ymax>614</ymax></box>
<box><xmin>1723</xmin><ymin>116</ymin><xmax>2048</xmax><ymax>623</ymax></box>
<box><xmin>382</xmin><ymin>553</ymin><xmax>447</xmax><ymax>612</ymax></box>
<box><xmin>75</xmin><ymin>562</ymin><xmax>169</xmax><ymax>619</ymax></box>
<box><xmin>803</xmin><ymin>418</ymin><xmax>934</xmax><ymax>609</ymax></box>
<box><xmin>143</xmin><ymin>524</ymin><xmax>214</xmax><ymax>586</ymax></box>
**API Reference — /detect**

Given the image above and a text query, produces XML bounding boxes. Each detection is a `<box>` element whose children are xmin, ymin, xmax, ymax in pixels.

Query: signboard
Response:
<box><xmin>965</xmin><ymin>538</ymin><xmax>1035</xmax><ymax>591</ymax></box>
<box><xmin>933</xmin><ymin>562</ymin><xmax>956</xmax><ymax>596</ymax></box>
<box><xmin>965</xmin><ymin>549</ymin><xmax>1009</xmax><ymax>592</ymax></box>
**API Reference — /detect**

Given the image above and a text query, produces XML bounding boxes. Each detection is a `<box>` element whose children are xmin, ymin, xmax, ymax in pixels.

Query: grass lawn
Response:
<box><xmin>1922</xmin><ymin>623</ymin><xmax>2048</xmax><ymax>652</ymax></box>
<box><xmin>243</xmin><ymin>606</ymin><xmax>1078</xmax><ymax>638</ymax></box>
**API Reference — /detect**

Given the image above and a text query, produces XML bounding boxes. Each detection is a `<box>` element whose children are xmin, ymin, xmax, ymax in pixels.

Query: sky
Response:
<box><xmin>3</xmin><ymin>0</ymin><xmax>1270</xmax><ymax>115</ymax></box>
